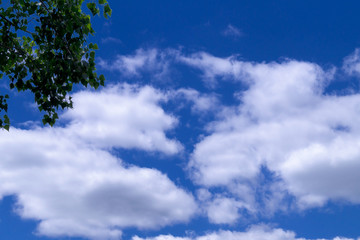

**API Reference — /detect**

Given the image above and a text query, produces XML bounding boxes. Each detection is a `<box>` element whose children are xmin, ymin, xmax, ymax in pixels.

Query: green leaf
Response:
<box><xmin>104</xmin><ymin>4</ymin><xmax>112</xmax><ymax>18</ymax></box>
<box><xmin>4</xmin><ymin>115</ymin><xmax>9</xmax><ymax>124</ymax></box>
<box><xmin>90</xmin><ymin>51</ymin><xmax>95</xmax><ymax>58</ymax></box>
<box><xmin>99</xmin><ymin>74</ymin><xmax>105</xmax><ymax>86</ymax></box>
<box><xmin>86</xmin><ymin>2</ymin><xmax>99</xmax><ymax>16</ymax></box>
<box><xmin>42</xmin><ymin>114</ymin><xmax>50</xmax><ymax>125</ymax></box>
<box><xmin>89</xmin><ymin>43</ymin><xmax>99</xmax><ymax>50</ymax></box>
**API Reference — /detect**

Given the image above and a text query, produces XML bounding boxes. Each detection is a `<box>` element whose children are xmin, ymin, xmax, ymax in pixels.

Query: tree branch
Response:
<box><xmin>39</xmin><ymin>0</ymin><xmax>50</xmax><ymax>12</ymax></box>
<box><xmin>0</xmin><ymin>13</ymin><xmax>13</xmax><ymax>26</ymax></box>
<box><xmin>0</xmin><ymin>13</ymin><xmax>34</xmax><ymax>35</ymax></box>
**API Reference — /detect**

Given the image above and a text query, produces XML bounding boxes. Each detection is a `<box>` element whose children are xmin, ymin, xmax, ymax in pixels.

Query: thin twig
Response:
<box><xmin>38</xmin><ymin>0</ymin><xmax>50</xmax><ymax>12</ymax></box>
<box><xmin>0</xmin><ymin>13</ymin><xmax>34</xmax><ymax>35</ymax></box>
<box><xmin>0</xmin><ymin>14</ymin><xmax>13</xmax><ymax>26</ymax></box>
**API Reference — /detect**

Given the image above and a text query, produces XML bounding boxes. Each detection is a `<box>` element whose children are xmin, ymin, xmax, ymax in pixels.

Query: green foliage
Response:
<box><xmin>0</xmin><ymin>0</ymin><xmax>111</xmax><ymax>129</ymax></box>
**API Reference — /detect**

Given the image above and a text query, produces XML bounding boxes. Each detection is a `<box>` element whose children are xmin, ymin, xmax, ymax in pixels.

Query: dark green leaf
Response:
<box><xmin>86</xmin><ymin>2</ymin><xmax>99</xmax><ymax>16</ymax></box>
<box><xmin>104</xmin><ymin>4</ymin><xmax>112</xmax><ymax>18</ymax></box>
<box><xmin>4</xmin><ymin>115</ymin><xmax>9</xmax><ymax>124</ymax></box>
<box><xmin>99</xmin><ymin>74</ymin><xmax>105</xmax><ymax>86</ymax></box>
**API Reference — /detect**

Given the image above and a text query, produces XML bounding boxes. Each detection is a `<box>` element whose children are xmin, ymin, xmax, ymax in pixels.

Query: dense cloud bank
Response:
<box><xmin>2</xmin><ymin>48</ymin><xmax>360</xmax><ymax>239</ymax></box>
<box><xmin>0</xmin><ymin>84</ymin><xmax>196</xmax><ymax>239</ymax></box>
<box><xmin>133</xmin><ymin>224</ymin><xmax>356</xmax><ymax>240</ymax></box>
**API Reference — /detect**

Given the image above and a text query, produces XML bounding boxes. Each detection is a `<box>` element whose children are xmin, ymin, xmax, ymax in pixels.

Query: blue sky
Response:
<box><xmin>2</xmin><ymin>0</ymin><xmax>360</xmax><ymax>239</ymax></box>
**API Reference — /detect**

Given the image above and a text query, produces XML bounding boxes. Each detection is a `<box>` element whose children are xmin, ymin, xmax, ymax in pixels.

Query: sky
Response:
<box><xmin>2</xmin><ymin>0</ymin><xmax>360</xmax><ymax>240</ymax></box>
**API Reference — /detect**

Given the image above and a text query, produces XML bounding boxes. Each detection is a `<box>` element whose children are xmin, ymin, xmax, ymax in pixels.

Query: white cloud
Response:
<box><xmin>133</xmin><ymin>236</ymin><xmax>191</xmax><ymax>240</ymax></box>
<box><xmin>63</xmin><ymin>84</ymin><xmax>182</xmax><ymax>155</ymax></box>
<box><xmin>343</xmin><ymin>48</ymin><xmax>360</xmax><ymax>76</ymax></box>
<box><xmin>173</xmin><ymin>88</ymin><xmax>220</xmax><ymax>114</ymax></box>
<box><xmin>100</xmin><ymin>48</ymin><xmax>246</xmax><ymax>85</ymax></box>
<box><xmin>132</xmin><ymin>224</ymin><xmax>357</xmax><ymax>240</ymax></box>
<box><xmin>183</xmin><ymin>50</ymin><xmax>360</xmax><ymax>214</ymax></box>
<box><xmin>196</xmin><ymin>188</ymin><xmax>212</xmax><ymax>202</ymax></box>
<box><xmin>101</xmin><ymin>37</ymin><xmax>122</xmax><ymax>44</ymax></box>
<box><xmin>0</xmin><ymin>84</ymin><xmax>196</xmax><ymax>239</ymax></box>
<box><xmin>196</xmin><ymin>225</ymin><xmax>300</xmax><ymax>240</ymax></box>
<box><xmin>177</xmin><ymin>51</ymin><xmax>248</xmax><ymax>84</ymax></box>
<box><xmin>281</xmin><ymin>136</ymin><xmax>360</xmax><ymax>208</ymax></box>
<box><xmin>222</xmin><ymin>24</ymin><xmax>243</xmax><ymax>39</ymax></box>
<box><xmin>7</xmin><ymin>47</ymin><xmax>360</xmax><ymax>238</ymax></box>
<box><xmin>206</xmin><ymin>197</ymin><xmax>241</xmax><ymax>224</ymax></box>
<box><xmin>99</xmin><ymin>48</ymin><xmax>173</xmax><ymax>79</ymax></box>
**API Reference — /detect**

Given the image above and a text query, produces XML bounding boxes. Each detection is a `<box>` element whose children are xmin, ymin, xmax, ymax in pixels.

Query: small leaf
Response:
<box><xmin>89</xmin><ymin>43</ymin><xmax>98</xmax><ymax>50</ymax></box>
<box><xmin>99</xmin><ymin>74</ymin><xmax>105</xmax><ymax>86</ymax></box>
<box><xmin>42</xmin><ymin>114</ymin><xmax>49</xmax><ymax>124</ymax></box>
<box><xmin>104</xmin><ymin>4</ymin><xmax>112</xmax><ymax>18</ymax></box>
<box><xmin>4</xmin><ymin>115</ymin><xmax>9</xmax><ymax>124</ymax></box>
<box><xmin>86</xmin><ymin>3</ymin><xmax>99</xmax><ymax>16</ymax></box>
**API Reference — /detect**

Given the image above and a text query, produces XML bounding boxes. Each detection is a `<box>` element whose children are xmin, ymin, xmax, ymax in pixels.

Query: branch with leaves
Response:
<box><xmin>0</xmin><ymin>0</ymin><xmax>111</xmax><ymax>130</ymax></box>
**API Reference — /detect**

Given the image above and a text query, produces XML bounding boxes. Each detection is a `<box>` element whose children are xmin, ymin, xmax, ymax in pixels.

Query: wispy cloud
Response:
<box><xmin>176</xmin><ymin>51</ymin><xmax>248</xmax><ymax>85</ymax></box>
<box><xmin>222</xmin><ymin>24</ymin><xmax>243</xmax><ymax>39</ymax></box>
<box><xmin>101</xmin><ymin>36</ymin><xmax>122</xmax><ymax>44</ymax></box>
<box><xmin>343</xmin><ymin>48</ymin><xmax>360</xmax><ymax>76</ymax></box>
<box><xmin>99</xmin><ymin>48</ymin><xmax>176</xmax><ymax>80</ymax></box>
<box><xmin>172</xmin><ymin>88</ymin><xmax>220</xmax><ymax>114</ymax></box>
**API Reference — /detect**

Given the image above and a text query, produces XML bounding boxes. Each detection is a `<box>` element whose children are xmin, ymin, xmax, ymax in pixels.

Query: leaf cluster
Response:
<box><xmin>0</xmin><ymin>0</ymin><xmax>111</xmax><ymax>129</ymax></box>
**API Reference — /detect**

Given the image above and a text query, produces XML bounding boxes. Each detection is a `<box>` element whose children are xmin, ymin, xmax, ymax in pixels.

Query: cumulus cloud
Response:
<box><xmin>0</xmin><ymin>84</ymin><xmax>196</xmax><ymax>239</ymax></box>
<box><xmin>132</xmin><ymin>224</ymin><xmax>357</xmax><ymax>240</ymax></box>
<box><xmin>63</xmin><ymin>84</ymin><xmax>182</xmax><ymax>154</ymax></box>
<box><xmin>97</xmin><ymin>48</ymin><xmax>360</xmax><ymax>216</ymax></box>
<box><xmin>8</xmin><ymin>47</ymin><xmax>360</xmax><ymax>238</ymax></box>
<box><xmin>181</xmin><ymin>50</ymin><xmax>360</xmax><ymax>215</ymax></box>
